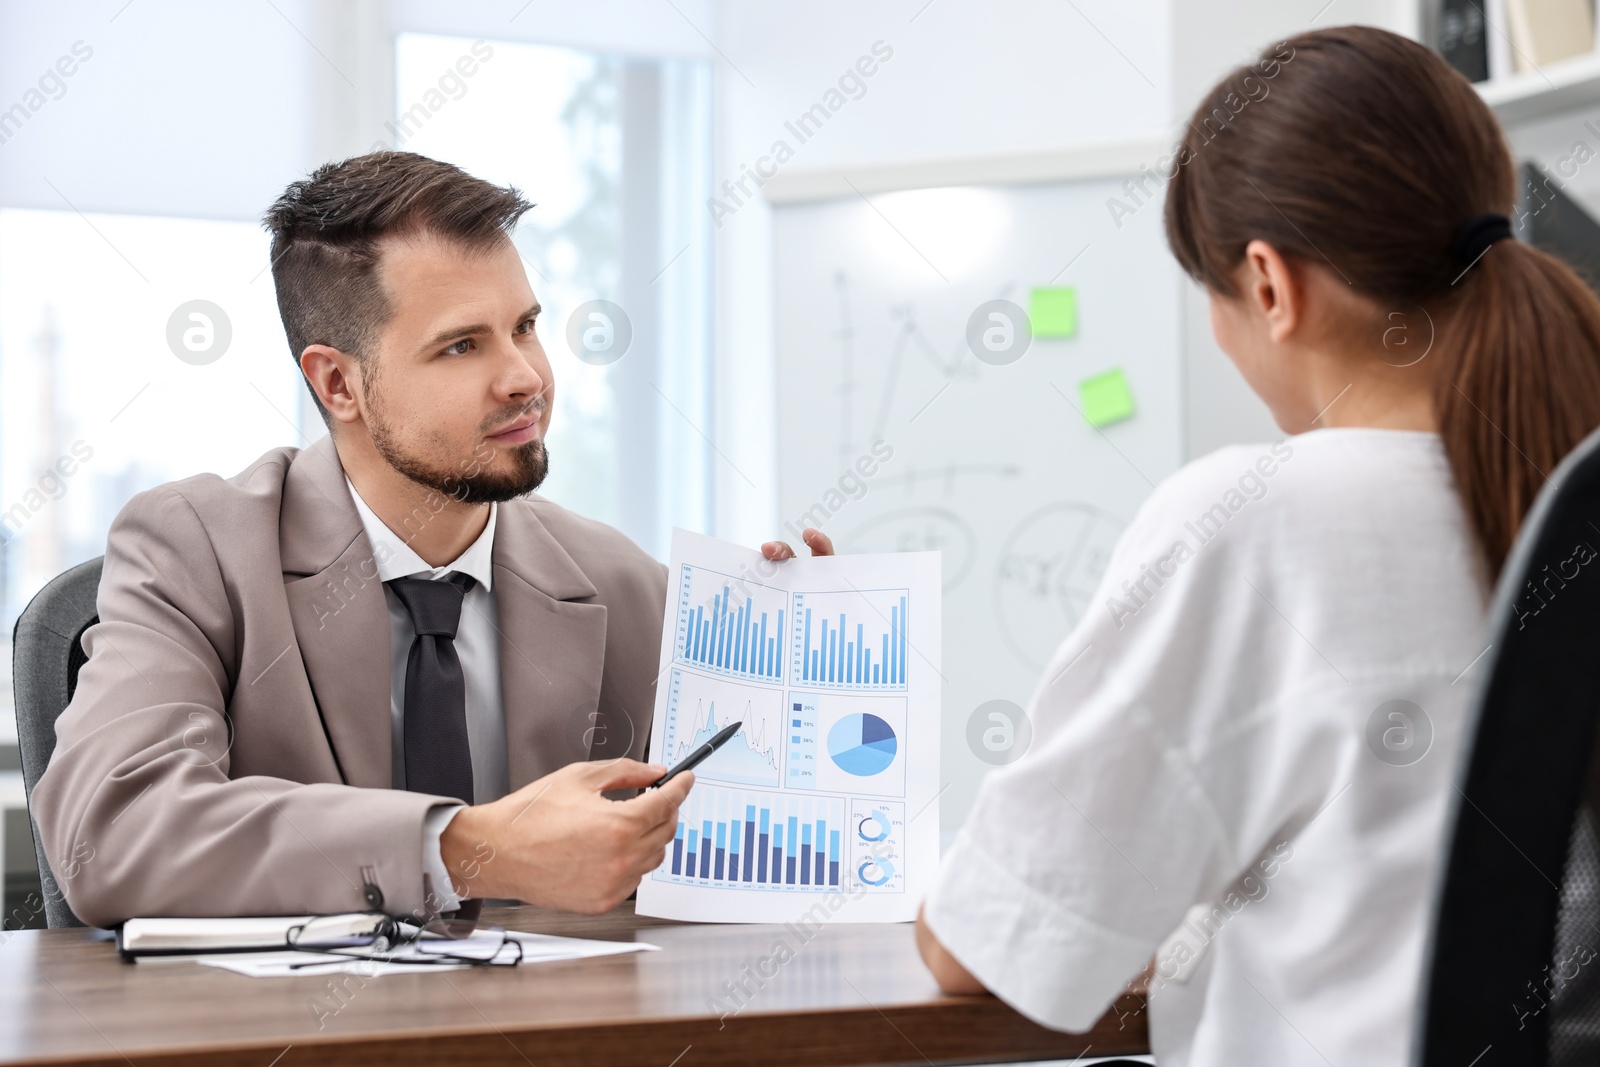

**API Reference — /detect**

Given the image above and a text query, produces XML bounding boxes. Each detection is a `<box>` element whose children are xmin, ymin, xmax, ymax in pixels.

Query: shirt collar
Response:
<box><xmin>344</xmin><ymin>476</ymin><xmax>496</xmax><ymax>591</ymax></box>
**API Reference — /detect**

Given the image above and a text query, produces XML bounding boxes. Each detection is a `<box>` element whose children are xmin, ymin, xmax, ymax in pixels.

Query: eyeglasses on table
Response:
<box><xmin>284</xmin><ymin>911</ymin><xmax>523</xmax><ymax>968</ymax></box>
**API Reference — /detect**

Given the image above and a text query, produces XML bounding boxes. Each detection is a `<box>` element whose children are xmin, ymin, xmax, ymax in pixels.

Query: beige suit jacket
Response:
<box><xmin>33</xmin><ymin>435</ymin><xmax>666</xmax><ymax>927</ymax></box>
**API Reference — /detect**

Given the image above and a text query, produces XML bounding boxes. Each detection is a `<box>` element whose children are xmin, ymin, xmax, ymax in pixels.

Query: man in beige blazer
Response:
<box><xmin>32</xmin><ymin>151</ymin><xmax>831</xmax><ymax>928</ymax></box>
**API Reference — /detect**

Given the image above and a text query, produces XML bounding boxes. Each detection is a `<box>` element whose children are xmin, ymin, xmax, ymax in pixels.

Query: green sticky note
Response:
<box><xmin>1029</xmin><ymin>287</ymin><xmax>1078</xmax><ymax>337</ymax></box>
<box><xmin>1079</xmin><ymin>368</ymin><xmax>1135</xmax><ymax>427</ymax></box>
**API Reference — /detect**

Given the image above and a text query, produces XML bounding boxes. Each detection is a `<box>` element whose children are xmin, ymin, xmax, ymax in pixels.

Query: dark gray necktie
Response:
<box><xmin>389</xmin><ymin>572</ymin><xmax>477</xmax><ymax>804</ymax></box>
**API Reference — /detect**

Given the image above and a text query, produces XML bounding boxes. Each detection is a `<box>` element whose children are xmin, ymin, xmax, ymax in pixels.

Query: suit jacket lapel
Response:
<box><xmin>280</xmin><ymin>435</ymin><xmax>394</xmax><ymax>789</ymax></box>
<box><xmin>491</xmin><ymin>502</ymin><xmax>609</xmax><ymax>790</ymax></box>
<box><xmin>275</xmin><ymin>438</ymin><xmax>612</xmax><ymax>793</ymax></box>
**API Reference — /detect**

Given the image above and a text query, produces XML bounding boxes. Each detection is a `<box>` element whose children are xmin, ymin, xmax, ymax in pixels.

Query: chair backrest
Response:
<box><xmin>10</xmin><ymin>556</ymin><xmax>103</xmax><ymax>929</ymax></box>
<box><xmin>1417</xmin><ymin>425</ymin><xmax>1600</xmax><ymax>1066</ymax></box>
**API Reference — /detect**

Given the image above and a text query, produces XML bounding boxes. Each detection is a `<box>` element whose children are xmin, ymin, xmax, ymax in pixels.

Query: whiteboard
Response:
<box><xmin>771</xmin><ymin>175</ymin><xmax>1184</xmax><ymax>832</ymax></box>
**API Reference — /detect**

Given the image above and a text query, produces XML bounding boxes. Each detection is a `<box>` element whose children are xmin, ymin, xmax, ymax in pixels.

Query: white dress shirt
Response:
<box><xmin>345</xmin><ymin>477</ymin><xmax>509</xmax><ymax>912</ymax></box>
<box><xmin>924</xmin><ymin>429</ymin><xmax>1490</xmax><ymax>1066</ymax></box>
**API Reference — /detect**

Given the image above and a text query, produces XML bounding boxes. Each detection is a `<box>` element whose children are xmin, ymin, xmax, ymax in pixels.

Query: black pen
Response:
<box><xmin>650</xmin><ymin>721</ymin><xmax>742</xmax><ymax>789</ymax></box>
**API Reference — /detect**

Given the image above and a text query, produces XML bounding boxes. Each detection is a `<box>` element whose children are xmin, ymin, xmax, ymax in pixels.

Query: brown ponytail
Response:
<box><xmin>1163</xmin><ymin>25</ymin><xmax>1600</xmax><ymax>579</ymax></box>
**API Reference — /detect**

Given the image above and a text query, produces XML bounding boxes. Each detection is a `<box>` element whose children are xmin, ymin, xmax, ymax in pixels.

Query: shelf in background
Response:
<box><xmin>1477</xmin><ymin>49</ymin><xmax>1600</xmax><ymax>125</ymax></box>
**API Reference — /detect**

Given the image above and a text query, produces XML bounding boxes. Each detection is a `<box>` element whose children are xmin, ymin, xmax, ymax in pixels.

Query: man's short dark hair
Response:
<box><xmin>262</xmin><ymin>151</ymin><xmax>533</xmax><ymax>424</ymax></box>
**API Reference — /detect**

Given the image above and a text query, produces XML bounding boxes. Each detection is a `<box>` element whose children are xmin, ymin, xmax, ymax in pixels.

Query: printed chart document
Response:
<box><xmin>636</xmin><ymin>530</ymin><xmax>940</xmax><ymax>923</ymax></box>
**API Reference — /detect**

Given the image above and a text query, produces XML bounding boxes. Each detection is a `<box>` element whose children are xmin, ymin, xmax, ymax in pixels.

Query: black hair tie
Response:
<box><xmin>1451</xmin><ymin>213</ymin><xmax>1513</xmax><ymax>265</ymax></box>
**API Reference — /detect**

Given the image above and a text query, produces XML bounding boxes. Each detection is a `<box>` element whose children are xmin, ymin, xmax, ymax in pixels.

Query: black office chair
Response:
<box><xmin>10</xmin><ymin>555</ymin><xmax>102</xmax><ymax>929</ymax></box>
<box><xmin>1417</xmin><ymin>424</ymin><xmax>1600</xmax><ymax>1066</ymax></box>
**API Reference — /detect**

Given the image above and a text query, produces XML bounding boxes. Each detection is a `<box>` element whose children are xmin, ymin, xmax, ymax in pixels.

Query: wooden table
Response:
<box><xmin>0</xmin><ymin>903</ymin><xmax>1150</xmax><ymax>1066</ymax></box>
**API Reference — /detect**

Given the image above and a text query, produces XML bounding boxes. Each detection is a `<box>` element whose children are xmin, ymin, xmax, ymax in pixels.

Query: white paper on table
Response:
<box><xmin>506</xmin><ymin>932</ymin><xmax>659</xmax><ymax>959</ymax></box>
<box><xmin>636</xmin><ymin>530</ymin><xmax>941</xmax><ymax>924</ymax></box>
<box><xmin>194</xmin><ymin>950</ymin><xmax>469</xmax><ymax>978</ymax></box>
<box><xmin>183</xmin><ymin>934</ymin><xmax>657</xmax><ymax>977</ymax></box>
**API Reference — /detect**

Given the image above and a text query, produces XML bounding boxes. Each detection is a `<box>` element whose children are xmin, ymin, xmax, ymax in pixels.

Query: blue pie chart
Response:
<box><xmin>827</xmin><ymin>713</ymin><xmax>898</xmax><ymax>777</ymax></box>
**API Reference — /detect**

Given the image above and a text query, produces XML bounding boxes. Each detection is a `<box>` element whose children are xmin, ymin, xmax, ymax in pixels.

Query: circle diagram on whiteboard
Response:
<box><xmin>786</xmin><ymin>693</ymin><xmax>906</xmax><ymax>796</ymax></box>
<box><xmin>996</xmin><ymin>502</ymin><xmax>1124</xmax><ymax>669</ymax></box>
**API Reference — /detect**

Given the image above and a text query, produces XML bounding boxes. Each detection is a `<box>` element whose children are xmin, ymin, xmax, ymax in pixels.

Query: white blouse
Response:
<box><xmin>924</xmin><ymin>428</ymin><xmax>1490</xmax><ymax>1066</ymax></box>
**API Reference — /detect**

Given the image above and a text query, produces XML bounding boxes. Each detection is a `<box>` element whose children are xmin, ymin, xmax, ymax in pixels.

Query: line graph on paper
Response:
<box><xmin>661</xmin><ymin>669</ymin><xmax>785</xmax><ymax>788</ymax></box>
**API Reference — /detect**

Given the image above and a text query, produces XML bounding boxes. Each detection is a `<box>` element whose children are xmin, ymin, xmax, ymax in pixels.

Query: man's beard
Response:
<box><xmin>367</xmin><ymin>396</ymin><xmax>550</xmax><ymax>505</ymax></box>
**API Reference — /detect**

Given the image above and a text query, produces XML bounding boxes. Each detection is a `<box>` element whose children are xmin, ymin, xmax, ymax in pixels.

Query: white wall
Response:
<box><xmin>1168</xmin><ymin>0</ymin><xmax>1422</xmax><ymax>458</ymax></box>
<box><xmin>1169</xmin><ymin>0</ymin><xmax>1418</xmax><ymax>111</ymax></box>
<box><xmin>0</xmin><ymin>0</ymin><xmax>321</xmax><ymax>221</ymax></box>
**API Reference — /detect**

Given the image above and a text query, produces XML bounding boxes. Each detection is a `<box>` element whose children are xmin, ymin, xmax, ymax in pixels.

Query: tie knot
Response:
<box><xmin>388</xmin><ymin>573</ymin><xmax>476</xmax><ymax>637</ymax></box>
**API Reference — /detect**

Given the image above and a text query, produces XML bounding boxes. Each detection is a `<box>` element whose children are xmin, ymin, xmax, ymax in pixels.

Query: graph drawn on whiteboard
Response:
<box><xmin>662</xmin><ymin>669</ymin><xmax>784</xmax><ymax>788</ymax></box>
<box><xmin>673</xmin><ymin>563</ymin><xmax>788</xmax><ymax>684</ymax></box>
<box><xmin>834</xmin><ymin>272</ymin><xmax>1020</xmax><ymax>465</ymax></box>
<box><xmin>995</xmin><ymin>502</ymin><xmax>1125</xmax><ymax>669</ymax></box>
<box><xmin>786</xmin><ymin>692</ymin><xmax>907</xmax><ymax>797</ymax></box>
<box><xmin>791</xmin><ymin>588</ymin><xmax>910</xmax><ymax>691</ymax></box>
<box><xmin>654</xmin><ymin>783</ymin><xmax>847</xmax><ymax>892</ymax></box>
<box><xmin>843</xmin><ymin>506</ymin><xmax>979</xmax><ymax>592</ymax></box>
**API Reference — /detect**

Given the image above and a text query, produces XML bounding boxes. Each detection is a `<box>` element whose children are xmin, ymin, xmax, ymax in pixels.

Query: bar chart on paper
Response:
<box><xmin>791</xmin><ymin>588</ymin><xmax>910</xmax><ymax>691</ymax></box>
<box><xmin>662</xmin><ymin>669</ymin><xmax>784</xmax><ymax>789</ymax></box>
<box><xmin>674</xmin><ymin>564</ymin><xmax>787</xmax><ymax>684</ymax></box>
<box><xmin>659</xmin><ymin>784</ymin><xmax>846</xmax><ymax>891</ymax></box>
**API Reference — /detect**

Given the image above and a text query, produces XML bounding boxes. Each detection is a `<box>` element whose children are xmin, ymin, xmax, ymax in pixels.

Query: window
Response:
<box><xmin>0</xmin><ymin>208</ymin><xmax>304</xmax><ymax>692</ymax></box>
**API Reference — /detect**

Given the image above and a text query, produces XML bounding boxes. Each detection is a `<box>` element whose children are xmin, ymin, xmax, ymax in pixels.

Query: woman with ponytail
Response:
<box><xmin>914</xmin><ymin>25</ymin><xmax>1600</xmax><ymax>1064</ymax></box>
